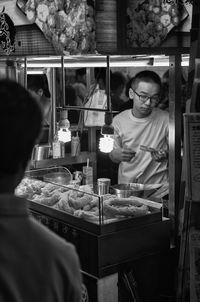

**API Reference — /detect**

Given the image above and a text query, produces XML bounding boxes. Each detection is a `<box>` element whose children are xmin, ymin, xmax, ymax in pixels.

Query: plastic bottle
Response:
<box><xmin>71</xmin><ymin>132</ymin><xmax>80</xmax><ymax>157</ymax></box>
<box><xmin>52</xmin><ymin>122</ymin><xmax>62</xmax><ymax>159</ymax></box>
<box><xmin>82</xmin><ymin>159</ymin><xmax>93</xmax><ymax>187</ymax></box>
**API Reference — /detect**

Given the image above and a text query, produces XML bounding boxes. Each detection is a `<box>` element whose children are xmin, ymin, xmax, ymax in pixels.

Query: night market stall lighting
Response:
<box><xmin>58</xmin><ymin>110</ymin><xmax>71</xmax><ymax>143</ymax></box>
<box><xmin>99</xmin><ymin>112</ymin><xmax>114</xmax><ymax>153</ymax></box>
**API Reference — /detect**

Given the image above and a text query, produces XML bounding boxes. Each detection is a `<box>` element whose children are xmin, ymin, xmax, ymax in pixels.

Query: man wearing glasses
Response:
<box><xmin>109</xmin><ymin>70</ymin><xmax>169</xmax><ymax>186</ymax></box>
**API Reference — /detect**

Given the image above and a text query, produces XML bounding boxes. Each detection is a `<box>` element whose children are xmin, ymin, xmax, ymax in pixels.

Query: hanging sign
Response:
<box><xmin>189</xmin><ymin>228</ymin><xmax>200</xmax><ymax>302</ymax></box>
<box><xmin>0</xmin><ymin>6</ymin><xmax>16</xmax><ymax>55</ymax></box>
<box><xmin>184</xmin><ymin>113</ymin><xmax>200</xmax><ymax>201</ymax></box>
<box><xmin>0</xmin><ymin>0</ymin><xmax>31</xmax><ymax>25</ymax></box>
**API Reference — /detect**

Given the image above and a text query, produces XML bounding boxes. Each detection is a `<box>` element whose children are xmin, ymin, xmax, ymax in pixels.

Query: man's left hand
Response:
<box><xmin>151</xmin><ymin>149</ymin><xmax>168</xmax><ymax>162</ymax></box>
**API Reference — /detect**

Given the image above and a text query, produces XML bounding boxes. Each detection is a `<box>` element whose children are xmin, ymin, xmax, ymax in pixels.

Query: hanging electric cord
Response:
<box><xmin>99</xmin><ymin>56</ymin><xmax>114</xmax><ymax>153</ymax></box>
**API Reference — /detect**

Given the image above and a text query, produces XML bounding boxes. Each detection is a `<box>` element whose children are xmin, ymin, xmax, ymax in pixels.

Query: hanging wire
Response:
<box><xmin>24</xmin><ymin>57</ymin><xmax>27</xmax><ymax>88</ymax></box>
<box><xmin>106</xmin><ymin>55</ymin><xmax>111</xmax><ymax>113</ymax></box>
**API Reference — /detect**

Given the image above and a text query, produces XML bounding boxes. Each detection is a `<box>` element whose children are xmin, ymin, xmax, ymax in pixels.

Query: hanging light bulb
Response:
<box><xmin>99</xmin><ymin>111</ymin><xmax>114</xmax><ymax>153</ymax></box>
<box><xmin>99</xmin><ymin>56</ymin><xmax>114</xmax><ymax>153</ymax></box>
<box><xmin>58</xmin><ymin>128</ymin><xmax>71</xmax><ymax>143</ymax></box>
<box><xmin>99</xmin><ymin>134</ymin><xmax>114</xmax><ymax>153</ymax></box>
<box><xmin>58</xmin><ymin>110</ymin><xmax>71</xmax><ymax>143</ymax></box>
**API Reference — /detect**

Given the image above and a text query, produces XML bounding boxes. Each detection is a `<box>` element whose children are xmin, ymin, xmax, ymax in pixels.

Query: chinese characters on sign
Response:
<box><xmin>184</xmin><ymin>114</ymin><xmax>200</xmax><ymax>201</ymax></box>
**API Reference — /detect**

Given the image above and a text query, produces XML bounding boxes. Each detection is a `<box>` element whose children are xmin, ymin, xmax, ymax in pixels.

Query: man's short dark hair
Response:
<box><xmin>27</xmin><ymin>74</ymin><xmax>51</xmax><ymax>98</ymax></box>
<box><xmin>110</xmin><ymin>72</ymin><xmax>126</xmax><ymax>91</ymax></box>
<box><xmin>75</xmin><ymin>68</ymin><xmax>86</xmax><ymax>79</ymax></box>
<box><xmin>0</xmin><ymin>79</ymin><xmax>43</xmax><ymax>175</ymax></box>
<box><xmin>131</xmin><ymin>70</ymin><xmax>162</xmax><ymax>89</ymax></box>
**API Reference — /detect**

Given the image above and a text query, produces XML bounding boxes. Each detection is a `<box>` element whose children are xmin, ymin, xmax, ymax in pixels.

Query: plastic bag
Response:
<box><xmin>84</xmin><ymin>88</ymin><xmax>107</xmax><ymax>127</ymax></box>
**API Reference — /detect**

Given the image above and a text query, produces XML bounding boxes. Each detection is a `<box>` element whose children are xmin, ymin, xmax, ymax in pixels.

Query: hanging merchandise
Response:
<box><xmin>84</xmin><ymin>85</ymin><xmax>107</xmax><ymax>127</ymax></box>
<box><xmin>0</xmin><ymin>7</ymin><xmax>16</xmax><ymax>55</ymax></box>
<box><xmin>20</xmin><ymin>0</ymin><xmax>96</xmax><ymax>55</ymax></box>
<box><xmin>125</xmin><ymin>0</ymin><xmax>189</xmax><ymax>48</ymax></box>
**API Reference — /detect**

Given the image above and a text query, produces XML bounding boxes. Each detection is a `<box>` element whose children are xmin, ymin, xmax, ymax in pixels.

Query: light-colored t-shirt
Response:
<box><xmin>112</xmin><ymin>108</ymin><xmax>169</xmax><ymax>184</ymax></box>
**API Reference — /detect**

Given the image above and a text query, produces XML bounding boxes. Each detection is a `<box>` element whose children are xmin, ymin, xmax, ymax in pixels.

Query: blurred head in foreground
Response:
<box><xmin>0</xmin><ymin>79</ymin><xmax>42</xmax><ymax>191</ymax></box>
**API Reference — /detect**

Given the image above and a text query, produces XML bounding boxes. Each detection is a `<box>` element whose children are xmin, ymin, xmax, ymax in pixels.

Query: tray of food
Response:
<box><xmin>103</xmin><ymin>196</ymin><xmax>161</xmax><ymax>218</ymax></box>
<box><xmin>15</xmin><ymin>167</ymin><xmax>162</xmax><ymax>226</ymax></box>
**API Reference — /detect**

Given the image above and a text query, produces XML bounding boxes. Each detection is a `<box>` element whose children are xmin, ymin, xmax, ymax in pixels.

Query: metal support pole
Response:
<box><xmin>61</xmin><ymin>56</ymin><xmax>65</xmax><ymax>108</ymax></box>
<box><xmin>24</xmin><ymin>57</ymin><xmax>27</xmax><ymax>88</ymax></box>
<box><xmin>51</xmin><ymin>68</ymin><xmax>57</xmax><ymax>139</ymax></box>
<box><xmin>168</xmin><ymin>54</ymin><xmax>182</xmax><ymax>242</ymax></box>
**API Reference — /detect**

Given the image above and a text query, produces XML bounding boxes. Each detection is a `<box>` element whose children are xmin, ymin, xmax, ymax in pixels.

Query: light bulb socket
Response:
<box><xmin>104</xmin><ymin>111</ymin><xmax>113</xmax><ymax>125</ymax></box>
<box><xmin>101</xmin><ymin>124</ymin><xmax>114</xmax><ymax>136</ymax></box>
<box><xmin>58</xmin><ymin>118</ymin><xmax>70</xmax><ymax>129</ymax></box>
<box><xmin>60</xmin><ymin>109</ymin><xmax>68</xmax><ymax>120</ymax></box>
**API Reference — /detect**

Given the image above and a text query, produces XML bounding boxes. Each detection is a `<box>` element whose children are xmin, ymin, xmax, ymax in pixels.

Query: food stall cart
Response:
<box><xmin>0</xmin><ymin>50</ymin><xmax>183</xmax><ymax>302</ymax></box>
<box><xmin>0</xmin><ymin>0</ymin><xmax>193</xmax><ymax>300</ymax></box>
<box><xmin>15</xmin><ymin>166</ymin><xmax>170</xmax><ymax>302</ymax></box>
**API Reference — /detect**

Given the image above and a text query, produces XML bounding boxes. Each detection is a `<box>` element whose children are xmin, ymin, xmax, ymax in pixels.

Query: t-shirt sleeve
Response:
<box><xmin>112</xmin><ymin>116</ymin><xmax>123</xmax><ymax>149</ymax></box>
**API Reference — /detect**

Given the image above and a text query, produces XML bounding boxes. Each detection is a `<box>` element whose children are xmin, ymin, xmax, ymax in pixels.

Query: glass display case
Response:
<box><xmin>15</xmin><ymin>166</ymin><xmax>170</xmax><ymax>279</ymax></box>
<box><xmin>15</xmin><ymin>166</ymin><xmax>163</xmax><ymax>228</ymax></box>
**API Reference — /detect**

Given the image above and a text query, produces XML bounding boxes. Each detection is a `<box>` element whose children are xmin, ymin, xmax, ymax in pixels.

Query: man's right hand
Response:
<box><xmin>110</xmin><ymin>148</ymin><xmax>136</xmax><ymax>163</ymax></box>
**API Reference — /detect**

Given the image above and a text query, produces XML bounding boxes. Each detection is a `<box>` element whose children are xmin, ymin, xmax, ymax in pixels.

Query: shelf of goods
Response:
<box><xmin>30</xmin><ymin>151</ymin><xmax>96</xmax><ymax>169</ymax></box>
<box><xmin>16</xmin><ymin>167</ymin><xmax>170</xmax><ymax>301</ymax></box>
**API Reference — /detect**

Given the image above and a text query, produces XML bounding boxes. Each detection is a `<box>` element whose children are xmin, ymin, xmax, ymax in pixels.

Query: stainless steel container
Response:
<box><xmin>110</xmin><ymin>184</ymin><xmax>144</xmax><ymax>198</ymax></box>
<box><xmin>97</xmin><ymin>178</ymin><xmax>111</xmax><ymax>195</ymax></box>
<box><xmin>31</xmin><ymin>144</ymin><xmax>51</xmax><ymax>161</ymax></box>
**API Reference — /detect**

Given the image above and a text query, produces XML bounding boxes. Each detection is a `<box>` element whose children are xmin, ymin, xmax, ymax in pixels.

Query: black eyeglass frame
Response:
<box><xmin>133</xmin><ymin>89</ymin><xmax>160</xmax><ymax>105</ymax></box>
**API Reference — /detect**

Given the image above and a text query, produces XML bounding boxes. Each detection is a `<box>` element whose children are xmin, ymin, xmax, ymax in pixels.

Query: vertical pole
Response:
<box><xmin>61</xmin><ymin>56</ymin><xmax>65</xmax><ymax>108</ymax></box>
<box><xmin>51</xmin><ymin>68</ymin><xmax>57</xmax><ymax>139</ymax></box>
<box><xmin>168</xmin><ymin>54</ymin><xmax>182</xmax><ymax>243</ymax></box>
<box><xmin>106</xmin><ymin>55</ymin><xmax>111</xmax><ymax>112</ymax></box>
<box><xmin>24</xmin><ymin>57</ymin><xmax>27</xmax><ymax>88</ymax></box>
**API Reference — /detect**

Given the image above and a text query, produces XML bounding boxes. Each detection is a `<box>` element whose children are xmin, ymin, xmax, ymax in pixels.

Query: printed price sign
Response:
<box><xmin>189</xmin><ymin>228</ymin><xmax>200</xmax><ymax>302</ymax></box>
<box><xmin>184</xmin><ymin>114</ymin><xmax>200</xmax><ymax>201</ymax></box>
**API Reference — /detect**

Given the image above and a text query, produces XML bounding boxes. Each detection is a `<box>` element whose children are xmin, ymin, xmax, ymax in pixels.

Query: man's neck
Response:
<box><xmin>132</xmin><ymin>108</ymin><xmax>144</xmax><ymax>118</ymax></box>
<box><xmin>131</xmin><ymin>108</ymin><xmax>152</xmax><ymax>119</ymax></box>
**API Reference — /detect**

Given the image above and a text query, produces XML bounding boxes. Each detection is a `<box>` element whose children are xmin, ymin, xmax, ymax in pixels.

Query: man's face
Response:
<box><xmin>129</xmin><ymin>80</ymin><xmax>160</xmax><ymax>118</ymax></box>
<box><xmin>28</xmin><ymin>89</ymin><xmax>41</xmax><ymax>102</ymax></box>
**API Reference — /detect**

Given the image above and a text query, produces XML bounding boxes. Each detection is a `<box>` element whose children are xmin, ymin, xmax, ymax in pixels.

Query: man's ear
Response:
<box><xmin>129</xmin><ymin>88</ymin><xmax>134</xmax><ymax>100</ymax></box>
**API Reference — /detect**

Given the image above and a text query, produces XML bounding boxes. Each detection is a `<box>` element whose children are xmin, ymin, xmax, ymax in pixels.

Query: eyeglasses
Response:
<box><xmin>133</xmin><ymin>90</ymin><xmax>160</xmax><ymax>105</ymax></box>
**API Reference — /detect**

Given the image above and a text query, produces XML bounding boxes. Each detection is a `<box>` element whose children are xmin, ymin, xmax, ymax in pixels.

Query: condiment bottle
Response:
<box><xmin>82</xmin><ymin>161</ymin><xmax>93</xmax><ymax>187</ymax></box>
<box><xmin>52</xmin><ymin>122</ymin><xmax>63</xmax><ymax>159</ymax></box>
<box><xmin>71</xmin><ymin>132</ymin><xmax>80</xmax><ymax>157</ymax></box>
